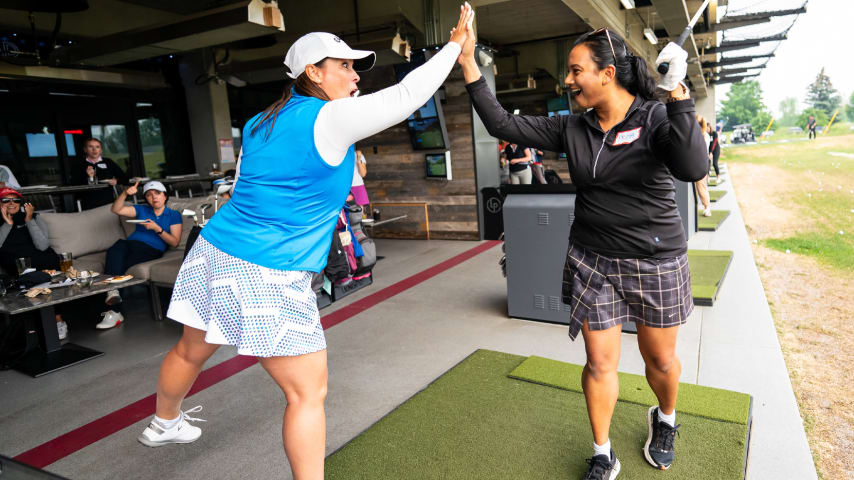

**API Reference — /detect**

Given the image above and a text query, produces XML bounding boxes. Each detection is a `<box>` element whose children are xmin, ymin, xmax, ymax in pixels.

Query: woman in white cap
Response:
<box><xmin>138</xmin><ymin>4</ymin><xmax>474</xmax><ymax>478</ymax></box>
<box><xmin>97</xmin><ymin>180</ymin><xmax>182</xmax><ymax>329</ymax></box>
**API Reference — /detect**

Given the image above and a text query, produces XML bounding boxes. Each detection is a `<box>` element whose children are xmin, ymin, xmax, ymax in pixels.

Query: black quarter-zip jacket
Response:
<box><xmin>466</xmin><ymin>77</ymin><xmax>708</xmax><ymax>259</ymax></box>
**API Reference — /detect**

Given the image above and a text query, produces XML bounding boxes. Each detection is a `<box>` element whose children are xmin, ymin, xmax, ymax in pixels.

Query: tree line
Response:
<box><xmin>717</xmin><ymin>68</ymin><xmax>852</xmax><ymax>131</ymax></box>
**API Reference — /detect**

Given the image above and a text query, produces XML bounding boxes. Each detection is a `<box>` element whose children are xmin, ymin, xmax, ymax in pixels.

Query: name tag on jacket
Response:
<box><xmin>97</xmin><ymin>163</ymin><xmax>108</xmax><ymax>169</ymax></box>
<box><xmin>613</xmin><ymin>127</ymin><xmax>642</xmax><ymax>146</ymax></box>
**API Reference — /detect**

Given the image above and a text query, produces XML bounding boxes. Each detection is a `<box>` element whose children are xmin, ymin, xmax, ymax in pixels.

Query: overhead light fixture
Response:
<box><xmin>643</xmin><ymin>27</ymin><xmax>658</xmax><ymax>44</ymax></box>
<box><xmin>620</xmin><ymin>0</ymin><xmax>636</xmax><ymax>9</ymax></box>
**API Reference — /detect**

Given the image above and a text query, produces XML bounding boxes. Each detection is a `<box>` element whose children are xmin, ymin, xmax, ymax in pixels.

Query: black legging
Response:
<box><xmin>808</xmin><ymin>127</ymin><xmax>816</xmax><ymax>140</ymax></box>
<box><xmin>711</xmin><ymin>148</ymin><xmax>720</xmax><ymax>177</ymax></box>
<box><xmin>103</xmin><ymin>239</ymin><xmax>163</xmax><ymax>314</ymax></box>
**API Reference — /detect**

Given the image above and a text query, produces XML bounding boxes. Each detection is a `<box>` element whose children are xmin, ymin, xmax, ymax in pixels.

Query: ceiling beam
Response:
<box><xmin>711</xmin><ymin>73</ymin><xmax>760</xmax><ymax>85</ymax></box>
<box><xmin>701</xmin><ymin>53</ymin><xmax>773</xmax><ymax>68</ymax></box>
<box><xmin>53</xmin><ymin>0</ymin><xmax>285</xmax><ymax>67</ymax></box>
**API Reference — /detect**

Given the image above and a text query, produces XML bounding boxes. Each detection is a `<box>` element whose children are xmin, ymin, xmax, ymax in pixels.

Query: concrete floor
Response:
<box><xmin>0</xmin><ymin>175</ymin><xmax>816</xmax><ymax>479</ymax></box>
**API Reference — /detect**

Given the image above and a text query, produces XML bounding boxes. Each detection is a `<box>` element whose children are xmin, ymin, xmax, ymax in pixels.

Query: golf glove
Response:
<box><xmin>655</xmin><ymin>42</ymin><xmax>688</xmax><ymax>91</ymax></box>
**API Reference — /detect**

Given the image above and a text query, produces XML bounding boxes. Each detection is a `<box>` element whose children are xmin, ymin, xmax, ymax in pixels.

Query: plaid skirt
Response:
<box><xmin>562</xmin><ymin>243</ymin><xmax>693</xmax><ymax>340</ymax></box>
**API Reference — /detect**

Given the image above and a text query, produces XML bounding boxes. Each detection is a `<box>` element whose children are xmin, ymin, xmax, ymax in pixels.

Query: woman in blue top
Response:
<box><xmin>98</xmin><ymin>180</ymin><xmax>182</xmax><ymax>329</ymax></box>
<box><xmin>138</xmin><ymin>5</ymin><xmax>474</xmax><ymax>478</ymax></box>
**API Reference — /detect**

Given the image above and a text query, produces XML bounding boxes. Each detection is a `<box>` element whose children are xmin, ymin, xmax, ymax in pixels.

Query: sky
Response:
<box><xmin>714</xmin><ymin>0</ymin><xmax>852</xmax><ymax>117</ymax></box>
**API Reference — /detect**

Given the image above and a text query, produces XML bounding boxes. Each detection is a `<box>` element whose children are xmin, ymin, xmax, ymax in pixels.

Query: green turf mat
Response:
<box><xmin>709</xmin><ymin>177</ymin><xmax>726</xmax><ymax>187</ymax></box>
<box><xmin>698</xmin><ymin>209</ymin><xmax>730</xmax><ymax>231</ymax></box>
<box><xmin>709</xmin><ymin>189</ymin><xmax>727</xmax><ymax>202</ymax></box>
<box><xmin>325</xmin><ymin>350</ymin><xmax>749</xmax><ymax>480</ymax></box>
<box><xmin>687</xmin><ymin>250</ymin><xmax>734</xmax><ymax>306</ymax></box>
<box><xmin>508</xmin><ymin>356</ymin><xmax>750</xmax><ymax>424</ymax></box>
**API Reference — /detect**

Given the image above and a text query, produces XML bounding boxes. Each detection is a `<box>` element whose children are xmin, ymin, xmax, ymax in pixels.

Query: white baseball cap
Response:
<box><xmin>284</xmin><ymin>32</ymin><xmax>375</xmax><ymax>79</ymax></box>
<box><xmin>142</xmin><ymin>181</ymin><xmax>167</xmax><ymax>194</ymax></box>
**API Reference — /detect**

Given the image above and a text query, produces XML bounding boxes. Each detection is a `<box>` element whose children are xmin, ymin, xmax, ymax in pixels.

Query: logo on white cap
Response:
<box><xmin>283</xmin><ymin>32</ymin><xmax>376</xmax><ymax>79</ymax></box>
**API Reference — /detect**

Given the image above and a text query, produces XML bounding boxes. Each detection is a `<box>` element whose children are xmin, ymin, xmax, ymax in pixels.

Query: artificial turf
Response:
<box><xmin>509</xmin><ymin>356</ymin><xmax>750</xmax><ymax>424</ymax></box>
<box><xmin>698</xmin><ymin>209</ymin><xmax>731</xmax><ymax>231</ymax></box>
<box><xmin>709</xmin><ymin>189</ymin><xmax>727</xmax><ymax>202</ymax></box>
<box><xmin>325</xmin><ymin>350</ymin><xmax>750</xmax><ymax>480</ymax></box>
<box><xmin>687</xmin><ymin>250</ymin><xmax>734</xmax><ymax>306</ymax></box>
<box><xmin>708</xmin><ymin>177</ymin><xmax>727</xmax><ymax>187</ymax></box>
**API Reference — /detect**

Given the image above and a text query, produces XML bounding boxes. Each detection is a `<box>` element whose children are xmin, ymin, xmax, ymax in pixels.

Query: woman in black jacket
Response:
<box><xmin>459</xmin><ymin>27</ymin><xmax>707</xmax><ymax>479</ymax></box>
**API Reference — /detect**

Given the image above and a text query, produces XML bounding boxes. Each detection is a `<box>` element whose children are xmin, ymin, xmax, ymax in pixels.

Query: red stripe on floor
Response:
<box><xmin>321</xmin><ymin>240</ymin><xmax>500</xmax><ymax>329</ymax></box>
<box><xmin>15</xmin><ymin>240</ymin><xmax>500</xmax><ymax>469</ymax></box>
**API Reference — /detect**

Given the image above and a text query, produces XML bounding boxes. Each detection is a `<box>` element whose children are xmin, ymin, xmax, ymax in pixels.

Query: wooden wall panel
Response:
<box><xmin>356</xmin><ymin>65</ymin><xmax>479</xmax><ymax>240</ymax></box>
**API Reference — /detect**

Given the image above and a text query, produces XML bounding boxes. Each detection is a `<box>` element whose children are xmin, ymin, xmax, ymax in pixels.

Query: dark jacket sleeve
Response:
<box><xmin>649</xmin><ymin>99</ymin><xmax>709</xmax><ymax>182</ymax></box>
<box><xmin>104</xmin><ymin>157</ymin><xmax>129</xmax><ymax>184</ymax></box>
<box><xmin>466</xmin><ymin>77</ymin><xmax>566</xmax><ymax>153</ymax></box>
<box><xmin>72</xmin><ymin>158</ymin><xmax>88</xmax><ymax>185</ymax></box>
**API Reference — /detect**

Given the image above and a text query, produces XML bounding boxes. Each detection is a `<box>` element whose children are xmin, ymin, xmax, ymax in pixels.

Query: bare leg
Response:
<box><xmin>259</xmin><ymin>349</ymin><xmax>328</xmax><ymax>480</ymax></box>
<box><xmin>636</xmin><ymin>324</ymin><xmax>681</xmax><ymax>415</ymax></box>
<box><xmin>580</xmin><ymin>321</ymin><xmax>623</xmax><ymax>445</ymax></box>
<box><xmin>155</xmin><ymin>326</ymin><xmax>219</xmax><ymax>420</ymax></box>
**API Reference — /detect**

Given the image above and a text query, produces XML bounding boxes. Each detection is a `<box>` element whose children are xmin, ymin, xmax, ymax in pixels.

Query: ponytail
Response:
<box><xmin>573</xmin><ymin>29</ymin><xmax>658</xmax><ymax>100</ymax></box>
<box><xmin>627</xmin><ymin>54</ymin><xmax>657</xmax><ymax>100</ymax></box>
<box><xmin>250</xmin><ymin>59</ymin><xmax>331</xmax><ymax>140</ymax></box>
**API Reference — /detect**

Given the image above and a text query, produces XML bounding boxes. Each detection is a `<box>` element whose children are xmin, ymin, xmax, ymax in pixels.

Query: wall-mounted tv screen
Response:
<box><xmin>426</xmin><ymin>153</ymin><xmax>448</xmax><ymax>178</ymax></box>
<box><xmin>407</xmin><ymin>95</ymin><xmax>449</xmax><ymax>150</ymax></box>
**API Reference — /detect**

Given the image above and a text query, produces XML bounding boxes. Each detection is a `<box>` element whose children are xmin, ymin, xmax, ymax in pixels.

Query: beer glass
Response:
<box><xmin>15</xmin><ymin>257</ymin><xmax>31</xmax><ymax>276</ymax></box>
<box><xmin>59</xmin><ymin>252</ymin><xmax>73</xmax><ymax>273</ymax></box>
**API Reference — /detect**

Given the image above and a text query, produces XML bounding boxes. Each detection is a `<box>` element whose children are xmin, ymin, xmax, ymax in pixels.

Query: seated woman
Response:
<box><xmin>97</xmin><ymin>181</ymin><xmax>182</xmax><ymax>329</ymax></box>
<box><xmin>0</xmin><ymin>187</ymin><xmax>68</xmax><ymax>339</ymax></box>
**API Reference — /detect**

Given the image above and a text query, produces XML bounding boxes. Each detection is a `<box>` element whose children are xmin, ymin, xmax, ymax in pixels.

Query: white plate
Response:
<box><xmin>106</xmin><ymin>275</ymin><xmax>134</xmax><ymax>283</ymax></box>
<box><xmin>125</xmin><ymin>219</ymin><xmax>148</xmax><ymax>224</ymax></box>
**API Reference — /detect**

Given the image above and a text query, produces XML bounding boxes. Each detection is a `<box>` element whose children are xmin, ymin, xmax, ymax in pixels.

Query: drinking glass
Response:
<box><xmin>15</xmin><ymin>257</ymin><xmax>31</xmax><ymax>276</ymax></box>
<box><xmin>59</xmin><ymin>252</ymin><xmax>73</xmax><ymax>273</ymax></box>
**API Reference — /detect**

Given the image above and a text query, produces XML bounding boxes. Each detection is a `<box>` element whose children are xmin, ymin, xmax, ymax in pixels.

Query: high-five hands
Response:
<box><xmin>449</xmin><ymin>2</ymin><xmax>474</xmax><ymax>48</ymax></box>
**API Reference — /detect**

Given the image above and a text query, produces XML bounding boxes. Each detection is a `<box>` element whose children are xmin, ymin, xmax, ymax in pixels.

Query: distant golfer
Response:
<box><xmin>460</xmin><ymin>26</ymin><xmax>707</xmax><ymax>478</ymax></box>
<box><xmin>807</xmin><ymin>114</ymin><xmax>817</xmax><ymax>139</ymax></box>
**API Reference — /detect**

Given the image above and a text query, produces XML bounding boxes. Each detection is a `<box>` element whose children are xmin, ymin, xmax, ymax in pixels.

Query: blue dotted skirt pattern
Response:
<box><xmin>167</xmin><ymin>236</ymin><xmax>326</xmax><ymax>357</ymax></box>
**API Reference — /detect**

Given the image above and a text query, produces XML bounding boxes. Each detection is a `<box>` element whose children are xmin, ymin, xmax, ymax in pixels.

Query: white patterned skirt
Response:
<box><xmin>167</xmin><ymin>236</ymin><xmax>326</xmax><ymax>357</ymax></box>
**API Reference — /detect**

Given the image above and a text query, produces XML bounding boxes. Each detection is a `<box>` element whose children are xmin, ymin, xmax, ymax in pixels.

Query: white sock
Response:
<box><xmin>593</xmin><ymin>439</ymin><xmax>611</xmax><ymax>458</ymax></box>
<box><xmin>154</xmin><ymin>412</ymin><xmax>182</xmax><ymax>430</ymax></box>
<box><xmin>657</xmin><ymin>408</ymin><xmax>676</xmax><ymax>427</ymax></box>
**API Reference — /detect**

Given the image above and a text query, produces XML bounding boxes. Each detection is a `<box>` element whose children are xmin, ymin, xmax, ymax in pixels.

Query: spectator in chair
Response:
<box><xmin>97</xmin><ymin>181</ymin><xmax>182</xmax><ymax>329</ymax></box>
<box><xmin>74</xmin><ymin>138</ymin><xmax>129</xmax><ymax>210</ymax></box>
<box><xmin>0</xmin><ymin>187</ymin><xmax>68</xmax><ymax>339</ymax></box>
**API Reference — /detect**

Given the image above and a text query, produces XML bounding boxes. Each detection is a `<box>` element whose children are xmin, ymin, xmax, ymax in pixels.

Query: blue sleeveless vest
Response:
<box><xmin>202</xmin><ymin>92</ymin><xmax>355</xmax><ymax>272</ymax></box>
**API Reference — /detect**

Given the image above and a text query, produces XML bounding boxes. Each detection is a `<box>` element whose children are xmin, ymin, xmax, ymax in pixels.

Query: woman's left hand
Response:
<box><xmin>24</xmin><ymin>202</ymin><xmax>35</xmax><ymax>222</ymax></box>
<box><xmin>141</xmin><ymin>219</ymin><xmax>159</xmax><ymax>231</ymax></box>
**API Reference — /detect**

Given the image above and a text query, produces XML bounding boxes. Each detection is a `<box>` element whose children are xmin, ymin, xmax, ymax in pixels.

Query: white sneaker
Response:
<box><xmin>703</xmin><ymin>208</ymin><xmax>713</xmax><ymax>217</ymax></box>
<box><xmin>56</xmin><ymin>321</ymin><xmax>68</xmax><ymax>340</ymax></box>
<box><xmin>105</xmin><ymin>289</ymin><xmax>122</xmax><ymax>306</ymax></box>
<box><xmin>96</xmin><ymin>310</ymin><xmax>124</xmax><ymax>329</ymax></box>
<box><xmin>138</xmin><ymin>406</ymin><xmax>205</xmax><ymax>447</ymax></box>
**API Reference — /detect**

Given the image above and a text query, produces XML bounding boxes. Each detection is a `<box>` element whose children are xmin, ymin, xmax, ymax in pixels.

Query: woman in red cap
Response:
<box><xmin>0</xmin><ymin>187</ymin><xmax>68</xmax><ymax>339</ymax></box>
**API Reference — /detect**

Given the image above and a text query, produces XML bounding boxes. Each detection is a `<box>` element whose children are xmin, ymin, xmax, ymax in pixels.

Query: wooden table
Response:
<box><xmin>1</xmin><ymin>277</ymin><xmax>147</xmax><ymax>377</ymax></box>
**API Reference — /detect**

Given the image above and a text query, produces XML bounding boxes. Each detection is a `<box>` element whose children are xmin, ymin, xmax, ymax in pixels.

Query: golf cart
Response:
<box><xmin>731</xmin><ymin>124</ymin><xmax>755</xmax><ymax>144</ymax></box>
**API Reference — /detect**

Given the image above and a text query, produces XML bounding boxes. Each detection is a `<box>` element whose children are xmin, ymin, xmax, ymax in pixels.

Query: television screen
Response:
<box><xmin>425</xmin><ymin>153</ymin><xmax>447</xmax><ymax>178</ymax></box>
<box><xmin>406</xmin><ymin>96</ymin><xmax>448</xmax><ymax>150</ymax></box>
<box><xmin>25</xmin><ymin>133</ymin><xmax>58</xmax><ymax>157</ymax></box>
<box><xmin>408</xmin><ymin>117</ymin><xmax>446</xmax><ymax>150</ymax></box>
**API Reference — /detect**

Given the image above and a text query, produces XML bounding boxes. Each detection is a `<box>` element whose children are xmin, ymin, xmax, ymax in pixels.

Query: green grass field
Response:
<box><xmin>721</xmin><ymin>132</ymin><xmax>854</xmax><ymax>271</ymax></box>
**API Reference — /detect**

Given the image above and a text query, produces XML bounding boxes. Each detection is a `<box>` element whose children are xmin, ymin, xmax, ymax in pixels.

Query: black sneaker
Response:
<box><xmin>644</xmin><ymin>406</ymin><xmax>681</xmax><ymax>470</ymax></box>
<box><xmin>582</xmin><ymin>448</ymin><xmax>620</xmax><ymax>480</ymax></box>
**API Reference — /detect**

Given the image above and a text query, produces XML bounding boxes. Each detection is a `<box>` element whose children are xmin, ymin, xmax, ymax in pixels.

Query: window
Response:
<box><xmin>0</xmin><ymin>121</ymin><xmax>62</xmax><ymax>186</ymax></box>
<box><xmin>90</xmin><ymin>124</ymin><xmax>130</xmax><ymax>174</ymax></box>
<box><xmin>138</xmin><ymin>116</ymin><xmax>165</xmax><ymax>179</ymax></box>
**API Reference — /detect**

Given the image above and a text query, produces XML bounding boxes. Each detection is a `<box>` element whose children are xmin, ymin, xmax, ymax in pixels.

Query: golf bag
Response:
<box><xmin>346</xmin><ymin>203</ymin><xmax>377</xmax><ymax>276</ymax></box>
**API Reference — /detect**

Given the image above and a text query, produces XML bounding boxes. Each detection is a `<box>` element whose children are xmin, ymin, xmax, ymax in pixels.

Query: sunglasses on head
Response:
<box><xmin>1</xmin><ymin>198</ymin><xmax>23</xmax><ymax>204</ymax></box>
<box><xmin>591</xmin><ymin>27</ymin><xmax>617</xmax><ymax>66</ymax></box>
